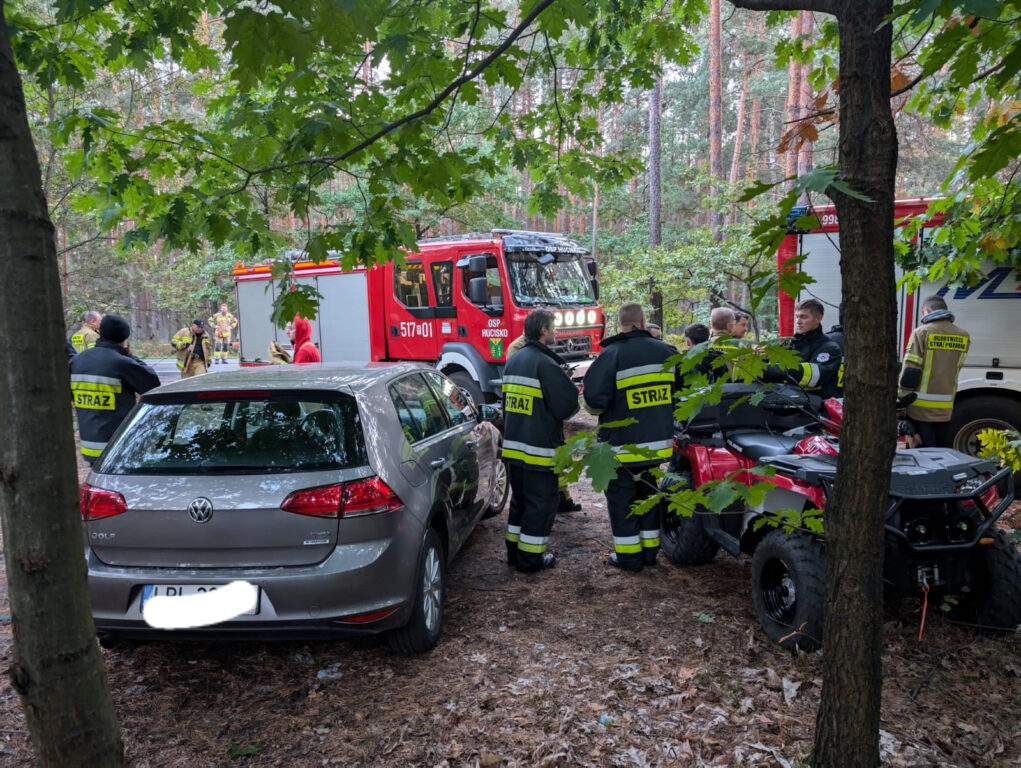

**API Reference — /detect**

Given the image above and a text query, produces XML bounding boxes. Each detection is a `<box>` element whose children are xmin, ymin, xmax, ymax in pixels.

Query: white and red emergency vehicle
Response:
<box><xmin>233</xmin><ymin>230</ymin><xmax>603</xmax><ymax>403</ymax></box>
<box><xmin>777</xmin><ymin>197</ymin><xmax>1021</xmax><ymax>453</ymax></box>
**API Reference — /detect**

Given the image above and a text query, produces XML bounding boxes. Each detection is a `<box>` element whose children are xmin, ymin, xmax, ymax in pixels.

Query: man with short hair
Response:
<box><xmin>730</xmin><ymin>312</ymin><xmax>750</xmax><ymax>339</ymax></box>
<box><xmin>501</xmin><ymin>309</ymin><xmax>580</xmax><ymax>572</ymax></box>
<box><xmin>583</xmin><ymin>302</ymin><xmax>676</xmax><ymax>572</ymax></box>
<box><xmin>709</xmin><ymin>307</ymin><xmax>734</xmax><ymax>342</ymax></box>
<box><xmin>207</xmin><ymin>303</ymin><xmax>238</xmax><ymax>364</ymax></box>
<box><xmin>763</xmin><ymin>298</ymin><xmax>842</xmax><ymax>399</ymax></box>
<box><xmin>898</xmin><ymin>295</ymin><xmax>970</xmax><ymax>447</ymax></box>
<box><xmin>70</xmin><ymin>315</ymin><xmax>160</xmax><ymax>464</ymax></box>
<box><xmin>682</xmin><ymin>322</ymin><xmax>721</xmax><ymax>383</ymax></box>
<box><xmin>172</xmin><ymin>319</ymin><xmax>212</xmax><ymax>378</ymax></box>
<box><xmin>69</xmin><ymin>310</ymin><xmax>102</xmax><ymax>353</ymax></box>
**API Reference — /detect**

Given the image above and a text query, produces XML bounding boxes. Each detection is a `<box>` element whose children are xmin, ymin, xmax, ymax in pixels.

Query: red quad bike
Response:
<box><xmin>660</xmin><ymin>383</ymin><xmax>1021</xmax><ymax>652</ymax></box>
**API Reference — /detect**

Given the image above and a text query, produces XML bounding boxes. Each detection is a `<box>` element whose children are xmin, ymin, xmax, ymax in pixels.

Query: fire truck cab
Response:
<box><xmin>778</xmin><ymin>198</ymin><xmax>1021</xmax><ymax>454</ymax></box>
<box><xmin>233</xmin><ymin>230</ymin><xmax>604</xmax><ymax>404</ymax></box>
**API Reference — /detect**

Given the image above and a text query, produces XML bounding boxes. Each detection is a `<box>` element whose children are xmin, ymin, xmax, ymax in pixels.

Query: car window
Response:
<box><xmin>394</xmin><ymin>261</ymin><xmax>429</xmax><ymax>308</ymax></box>
<box><xmin>430</xmin><ymin>262</ymin><xmax>453</xmax><ymax>307</ymax></box>
<box><xmin>389</xmin><ymin>374</ymin><xmax>450</xmax><ymax>443</ymax></box>
<box><xmin>423</xmin><ymin>371</ymin><xmax>473</xmax><ymax>427</ymax></box>
<box><xmin>95</xmin><ymin>396</ymin><xmax>367</xmax><ymax>474</ymax></box>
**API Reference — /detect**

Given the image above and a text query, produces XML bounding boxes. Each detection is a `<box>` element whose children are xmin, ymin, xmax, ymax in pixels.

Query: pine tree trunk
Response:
<box><xmin>649</xmin><ymin>76</ymin><xmax>662</xmax><ymax>248</ymax></box>
<box><xmin>797</xmin><ymin>11</ymin><xmax>816</xmax><ymax>184</ymax></box>
<box><xmin>814</xmin><ymin>1</ymin><xmax>897</xmax><ymax>764</ymax></box>
<box><xmin>784</xmin><ymin>13</ymin><xmax>803</xmax><ymax>187</ymax></box>
<box><xmin>708</xmin><ymin>0</ymin><xmax>724</xmax><ymax>233</ymax></box>
<box><xmin>729</xmin><ymin>45</ymin><xmax>751</xmax><ymax>187</ymax></box>
<box><xmin>0</xmin><ymin>10</ymin><xmax>125</xmax><ymax>766</ymax></box>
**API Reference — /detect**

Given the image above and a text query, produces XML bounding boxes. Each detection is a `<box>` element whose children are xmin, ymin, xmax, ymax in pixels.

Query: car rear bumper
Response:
<box><xmin>88</xmin><ymin>526</ymin><xmax>423</xmax><ymax>636</ymax></box>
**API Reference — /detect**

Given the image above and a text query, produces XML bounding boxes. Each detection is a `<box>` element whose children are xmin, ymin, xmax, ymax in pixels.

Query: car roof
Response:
<box><xmin>145</xmin><ymin>362</ymin><xmax>431</xmax><ymax>398</ymax></box>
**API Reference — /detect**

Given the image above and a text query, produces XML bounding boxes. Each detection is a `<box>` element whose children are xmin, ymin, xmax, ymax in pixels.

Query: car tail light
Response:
<box><xmin>280</xmin><ymin>477</ymin><xmax>402</xmax><ymax>519</ymax></box>
<box><xmin>334</xmin><ymin>606</ymin><xmax>399</xmax><ymax>624</ymax></box>
<box><xmin>340</xmin><ymin>476</ymin><xmax>403</xmax><ymax>517</ymax></box>
<box><xmin>80</xmin><ymin>483</ymin><xmax>127</xmax><ymax>521</ymax></box>
<box><xmin>281</xmin><ymin>483</ymin><xmax>343</xmax><ymax>518</ymax></box>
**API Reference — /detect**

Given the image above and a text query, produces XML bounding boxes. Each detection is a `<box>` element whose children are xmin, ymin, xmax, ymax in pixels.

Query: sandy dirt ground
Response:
<box><xmin>0</xmin><ymin>413</ymin><xmax>1018</xmax><ymax>766</ymax></box>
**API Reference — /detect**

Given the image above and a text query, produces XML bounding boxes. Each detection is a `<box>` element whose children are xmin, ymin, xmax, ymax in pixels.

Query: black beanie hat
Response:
<box><xmin>99</xmin><ymin>314</ymin><xmax>131</xmax><ymax>343</ymax></box>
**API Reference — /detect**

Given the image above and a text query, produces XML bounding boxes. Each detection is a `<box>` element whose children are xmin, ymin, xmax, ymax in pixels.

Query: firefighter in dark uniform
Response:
<box><xmin>763</xmin><ymin>298</ymin><xmax>842</xmax><ymax>400</ymax></box>
<box><xmin>501</xmin><ymin>310</ymin><xmax>579</xmax><ymax>573</ymax></box>
<box><xmin>583</xmin><ymin>302</ymin><xmax>676</xmax><ymax>572</ymax></box>
<box><xmin>70</xmin><ymin>315</ymin><xmax>161</xmax><ymax>464</ymax></box>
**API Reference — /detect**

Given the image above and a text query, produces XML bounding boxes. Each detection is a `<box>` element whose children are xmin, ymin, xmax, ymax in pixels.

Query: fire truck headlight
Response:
<box><xmin>564</xmin><ymin>311</ymin><xmax>575</xmax><ymax>326</ymax></box>
<box><xmin>587</xmin><ymin>309</ymin><xmax>597</xmax><ymax>324</ymax></box>
<box><xmin>554</xmin><ymin>312</ymin><xmax>563</xmax><ymax>327</ymax></box>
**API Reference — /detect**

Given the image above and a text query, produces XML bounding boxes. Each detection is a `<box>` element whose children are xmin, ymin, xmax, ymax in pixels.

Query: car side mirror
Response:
<box><xmin>469</xmin><ymin>277</ymin><xmax>488</xmax><ymax>305</ymax></box>
<box><xmin>479</xmin><ymin>404</ymin><xmax>501</xmax><ymax>424</ymax></box>
<box><xmin>468</xmin><ymin>254</ymin><xmax>488</xmax><ymax>273</ymax></box>
<box><xmin>586</xmin><ymin>259</ymin><xmax>597</xmax><ymax>277</ymax></box>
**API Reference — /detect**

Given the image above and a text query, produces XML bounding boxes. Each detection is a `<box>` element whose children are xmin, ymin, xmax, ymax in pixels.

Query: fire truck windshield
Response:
<box><xmin>506</xmin><ymin>253</ymin><xmax>595</xmax><ymax>307</ymax></box>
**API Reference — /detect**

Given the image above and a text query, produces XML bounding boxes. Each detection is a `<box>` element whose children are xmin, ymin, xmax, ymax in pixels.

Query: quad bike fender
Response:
<box><xmin>742</xmin><ymin>487</ymin><xmax>821</xmax><ymax>556</ymax></box>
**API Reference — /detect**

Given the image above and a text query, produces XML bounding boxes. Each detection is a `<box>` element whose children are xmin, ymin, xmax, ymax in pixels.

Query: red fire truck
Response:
<box><xmin>233</xmin><ymin>230</ymin><xmax>603</xmax><ymax>403</ymax></box>
<box><xmin>777</xmin><ymin>197</ymin><xmax>1021</xmax><ymax>453</ymax></box>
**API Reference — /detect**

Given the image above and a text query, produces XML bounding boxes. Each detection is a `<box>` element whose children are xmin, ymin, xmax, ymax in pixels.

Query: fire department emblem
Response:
<box><xmin>489</xmin><ymin>339</ymin><xmax>504</xmax><ymax>358</ymax></box>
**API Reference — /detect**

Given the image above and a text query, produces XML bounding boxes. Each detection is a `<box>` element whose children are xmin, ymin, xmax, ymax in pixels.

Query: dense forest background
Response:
<box><xmin>27</xmin><ymin>5</ymin><xmax>980</xmax><ymax>342</ymax></box>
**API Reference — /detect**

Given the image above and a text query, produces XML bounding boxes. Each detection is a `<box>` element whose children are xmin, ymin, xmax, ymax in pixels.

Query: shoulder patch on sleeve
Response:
<box><xmin>815</xmin><ymin>352</ymin><xmax>831</xmax><ymax>363</ymax></box>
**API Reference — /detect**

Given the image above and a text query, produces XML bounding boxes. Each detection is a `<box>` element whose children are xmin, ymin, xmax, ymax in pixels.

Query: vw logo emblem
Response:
<box><xmin>187</xmin><ymin>497</ymin><xmax>214</xmax><ymax>524</ymax></box>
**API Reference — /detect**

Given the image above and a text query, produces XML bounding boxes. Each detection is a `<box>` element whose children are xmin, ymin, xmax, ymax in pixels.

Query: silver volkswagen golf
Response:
<box><xmin>82</xmin><ymin>364</ymin><xmax>507</xmax><ymax>654</ymax></box>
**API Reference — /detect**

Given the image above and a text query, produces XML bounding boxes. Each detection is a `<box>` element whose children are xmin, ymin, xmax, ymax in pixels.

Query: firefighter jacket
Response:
<box><xmin>207</xmin><ymin>311</ymin><xmax>238</xmax><ymax>339</ymax></box>
<box><xmin>899</xmin><ymin>310</ymin><xmax>970</xmax><ymax>423</ymax></box>
<box><xmin>172</xmin><ymin>328</ymin><xmax>211</xmax><ymax>377</ymax></box>
<box><xmin>70</xmin><ymin>340</ymin><xmax>161</xmax><ymax>461</ymax></box>
<box><xmin>501</xmin><ymin>340</ymin><xmax>579</xmax><ymax>470</ymax></box>
<box><xmin>582</xmin><ymin>329</ymin><xmax>676</xmax><ymax>467</ymax></box>
<box><xmin>763</xmin><ymin>326</ymin><xmax>843</xmax><ymax>399</ymax></box>
<box><xmin>69</xmin><ymin>324</ymin><xmax>100</xmax><ymax>354</ymax></box>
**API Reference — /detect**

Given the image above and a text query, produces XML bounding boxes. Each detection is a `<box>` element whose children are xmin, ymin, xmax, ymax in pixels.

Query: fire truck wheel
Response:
<box><xmin>751</xmin><ymin>530</ymin><xmax>825</xmax><ymax>652</ymax></box>
<box><xmin>951</xmin><ymin>528</ymin><xmax>1021</xmax><ymax>633</ymax></box>
<box><xmin>449</xmin><ymin>371</ymin><xmax>485</xmax><ymax>409</ymax></box>
<box><xmin>661</xmin><ymin>510</ymin><xmax>719</xmax><ymax>566</ymax></box>
<box><xmin>947</xmin><ymin>396</ymin><xmax>1021</xmax><ymax>457</ymax></box>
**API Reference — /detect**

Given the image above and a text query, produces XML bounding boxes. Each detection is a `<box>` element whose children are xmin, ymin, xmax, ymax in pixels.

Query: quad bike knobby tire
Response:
<box><xmin>751</xmin><ymin>529</ymin><xmax>826</xmax><ymax>652</ymax></box>
<box><xmin>661</xmin><ymin>510</ymin><xmax>720</xmax><ymax>566</ymax></box>
<box><xmin>952</xmin><ymin>528</ymin><xmax>1021</xmax><ymax>632</ymax></box>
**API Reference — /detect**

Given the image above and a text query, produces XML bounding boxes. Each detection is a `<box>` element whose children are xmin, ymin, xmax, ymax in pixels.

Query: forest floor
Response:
<box><xmin>0</xmin><ymin>413</ymin><xmax>1018</xmax><ymax>766</ymax></box>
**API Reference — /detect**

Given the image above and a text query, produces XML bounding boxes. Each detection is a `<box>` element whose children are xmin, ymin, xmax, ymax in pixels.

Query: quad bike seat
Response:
<box><xmin>725</xmin><ymin>431</ymin><xmax>803</xmax><ymax>462</ymax></box>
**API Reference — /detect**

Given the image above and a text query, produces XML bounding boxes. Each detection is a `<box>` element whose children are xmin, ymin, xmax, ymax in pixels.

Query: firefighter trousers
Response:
<box><xmin>506</xmin><ymin>464</ymin><xmax>559</xmax><ymax>572</ymax></box>
<box><xmin>606</xmin><ymin>465</ymin><xmax>661</xmax><ymax>570</ymax></box>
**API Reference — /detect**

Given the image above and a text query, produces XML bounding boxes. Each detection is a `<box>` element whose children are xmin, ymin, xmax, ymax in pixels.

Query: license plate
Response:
<box><xmin>141</xmin><ymin>584</ymin><xmax>260</xmax><ymax>615</ymax></box>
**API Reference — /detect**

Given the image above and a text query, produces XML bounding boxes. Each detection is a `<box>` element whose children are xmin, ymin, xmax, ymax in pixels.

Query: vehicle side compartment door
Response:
<box><xmin>385</xmin><ymin>260</ymin><xmax>440</xmax><ymax>360</ymax></box>
<box><xmin>454</xmin><ymin>250</ymin><xmax>510</xmax><ymax>364</ymax></box>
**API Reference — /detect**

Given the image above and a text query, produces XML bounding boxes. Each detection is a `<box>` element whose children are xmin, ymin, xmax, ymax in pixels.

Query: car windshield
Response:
<box><xmin>95</xmin><ymin>396</ymin><xmax>367</xmax><ymax>475</ymax></box>
<box><xmin>506</xmin><ymin>252</ymin><xmax>595</xmax><ymax>306</ymax></box>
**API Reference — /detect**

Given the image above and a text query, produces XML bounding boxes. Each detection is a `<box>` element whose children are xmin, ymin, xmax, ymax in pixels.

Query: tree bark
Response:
<box><xmin>784</xmin><ymin>12</ymin><xmax>803</xmax><ymax>187</ymax></box>
<box><xmin>649</xmin><ymin>76</ymin><xmax>662</xmax><ymax>248</ymax></box>
<box><xmin>708</xmin><ymin>0</ymin><xmax>723</xmax><ymax>233</ymax></box>
<box><xmin>815</xmin><ymin>2</ymin><xmax>897</xmax><ymax>763</ymax></box>
<box><xmin>0</xmin><ymin>5</ymin><xmax>125</xmax><ymax>766</ymax></box>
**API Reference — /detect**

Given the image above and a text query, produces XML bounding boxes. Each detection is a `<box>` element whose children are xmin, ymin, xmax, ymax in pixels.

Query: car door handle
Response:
<box><xmin>430</xmin><ymin>459</ymin><xmax>446</xmax><ymax>468</ymax></box>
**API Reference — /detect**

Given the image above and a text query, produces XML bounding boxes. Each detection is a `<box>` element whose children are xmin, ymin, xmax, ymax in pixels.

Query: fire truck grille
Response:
<box><xmin>551</xmin><ymin>335</ymin><xmax>592</xmax><ymax>359</ymax></box>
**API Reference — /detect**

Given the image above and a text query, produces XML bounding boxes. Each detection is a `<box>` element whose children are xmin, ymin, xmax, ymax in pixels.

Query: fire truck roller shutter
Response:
<box><xmin>436</xmin><ymin>343</ymin><xmax>502</xmax><ymax>404</ymax></box>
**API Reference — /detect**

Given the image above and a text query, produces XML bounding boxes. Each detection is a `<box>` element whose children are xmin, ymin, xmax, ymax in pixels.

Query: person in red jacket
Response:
<box><xmin>290</xmin><ymin>315</ymin><xmax>321</xmax><ymax>363</ymax></box>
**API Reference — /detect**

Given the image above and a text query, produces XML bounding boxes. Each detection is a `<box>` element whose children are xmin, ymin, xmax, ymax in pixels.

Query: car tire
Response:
<box><xmin>388</xmin><ymin>528</ymin><xmax>445</xmax><ymax>655</ymax></box>
<box><xmin>947</xmin><ymin>396</ymin><xmax>1021</xmax><ymax>456</ymax></box>
<box><xmin>449</xmin><ymin>371</ymin><xmax>486</xmax><ymax>409</ymax></box>
<box><xmin>658</xmin><ymin>471</ymin><xmax>719</xmax><ymax>566</ymax></box>
<box><xmin>751</xmin><ymin>529</ymin><xmax>826</xmax><ymax>652</ymax></box>
<box><xmin>952</xmin><ymin>528</ymin><xmax>1021</xmax><ymax>632</ymax></box>
<box><xmin>482</xmin><ymin>460</ymin><xmax>509</xmax><ymax>519</ymax></box>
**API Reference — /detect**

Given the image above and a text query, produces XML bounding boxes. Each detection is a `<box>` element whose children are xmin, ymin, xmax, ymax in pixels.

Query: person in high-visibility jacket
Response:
<box><xmin>501</xmin><ymin>310</ymin><xmax>579</xmax><ymax>573</ymax></box>
<box><xmin>898</xmin><ymin>295</ymin><xmax>970</xmax><ymax>447</ymax></box>
<box><xmin>207</xmin><ymin>303</ymin><xmax>238</xmax><ymax>364</ymax></box>
<box><xmin>583</xmin><ymin>302</ymin><xmax>677</xmax><ymax>572</ymax></box>
<box><xmin>70</xmin><ymin>315</ymin><xmax>160</xmax><ymax>464</ymax></box>
<box><xmin>762</xmin><ymin>298</ymin><xmax>843</xmax><ymax>400</ymax></box>
<box><xmin>69</xmin><ymin>310</ymin><xmax>102</xmax><ymax>353</ymax></box>
<box><xmin>172</xmin><ymin>319</ymin><xmax>212</xmax><ymax>378</ymax></box>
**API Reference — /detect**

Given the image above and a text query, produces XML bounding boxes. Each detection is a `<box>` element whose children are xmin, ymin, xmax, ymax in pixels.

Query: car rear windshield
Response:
<box><xmin>95</xmin><ymin>395</ymin><xmax>367</xmax><ymax>475</ymax></box>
